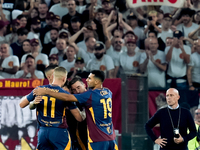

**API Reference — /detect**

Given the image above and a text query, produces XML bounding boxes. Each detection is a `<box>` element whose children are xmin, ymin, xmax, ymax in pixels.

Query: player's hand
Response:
<box><xmin>33</xmin><ymin>87</ymin><xmax>47</xmax><ymax>96</ymax></box>
<box><xmin>34</xmin><ymin>96</ymin><xmax>42</xmax><ymax>104</ymax></box>
<box><xmin>155</xmin><ymin>138</ymin><xmax>167</xmax><ymax>148</ymax></box>
<box><xmin>174</xmin><ymin>134</ymin><xmax>184</xmax><ymax>144</ymax></box>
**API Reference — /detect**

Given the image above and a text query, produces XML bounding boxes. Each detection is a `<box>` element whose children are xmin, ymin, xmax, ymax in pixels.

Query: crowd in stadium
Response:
<box><xmin>0</xmin><ymin>0</ymin><xmax>200</xmax><ymax>90</ymax></box>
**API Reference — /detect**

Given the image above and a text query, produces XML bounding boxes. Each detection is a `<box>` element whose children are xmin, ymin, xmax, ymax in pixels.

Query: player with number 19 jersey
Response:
<box><xmin>26</xmin><ymin>85</ymin><xmax>77</xmax><ymax>128</ymax></box>
<box><xmin>74</xmin><ymin>87</ymin><xmax>116</xmax><ymax>142</ymax></box>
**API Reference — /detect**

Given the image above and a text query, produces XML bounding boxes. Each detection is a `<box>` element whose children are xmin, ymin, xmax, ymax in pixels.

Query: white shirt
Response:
<box><xmin>49</xmin><ymin>4</ymin><xmax>69</xmax><ymax>18</ymax></box>
<box><xmin>21</xmin><ymin>53</ymin><xmax>49</xmax><ymax>66</ymax></box>
<box><xmin>0</xmin><ymin>55</ymin><xmax>19</xmax><ymax>78</ymax></box>
<box><xmin>157</xmin><ymin>29</ymin><xmax>173</xmax><ymax>43</ymax></box>
<box><xmin>14</xmin><ymin>70</ymin><xmax>44</xmax><ymax>79</ymax></box>
<box><xmin>140</xmin><ymin>50</ymin><xmax>166</xmax><ymax>88</ymax></box>
<box><xmin>60</xmin><ymin>59</ymin><xmax>75</xmax><ymax>72</ymax></box>
<box><xmin>77</xmin><ymin>48</ymin><xmax>94</xmax><ymax>65</ymax></box>
<box><xmin>165</xmin><ymin>45</ymin><xmax>191</xmax><ymax>78</ymax></box>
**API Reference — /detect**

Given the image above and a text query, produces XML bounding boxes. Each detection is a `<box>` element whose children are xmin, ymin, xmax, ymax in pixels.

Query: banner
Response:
<box><xmin>126</xmin><ymin>0</ymin><xmax>184</xmax><ymax>8</ymax></box>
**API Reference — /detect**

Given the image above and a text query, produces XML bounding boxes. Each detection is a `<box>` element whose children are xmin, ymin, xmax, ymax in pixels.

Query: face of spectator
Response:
<box><xmin>148</xmin><ymin>33</ymin><xmax>156</xmax><ymax>39</ymax></box>
<box><xmin>60</xmin><ymin>0</ymin><xmax>68</xmax><ymax>6</ymax></box>
<box><xmin>52</xmin><ymin>19</ymin><xmax>61</xmax><ymax>28</ymax></box>
<box><xmin>31</xmin><ymin>24</ymin><xmax>41</xmax><ymax>33</ymax></box>
<box><xmin>113</xmin><ymin>38</ymin><xmax>123</xmax><ymax>51</ymax></box>
<box><xmin>102</xmin><ymin>2</ymin><xmax>111</xmax><ymax>10</ymax></box>
<box><xmin>162</xmin><ymin>17</ymin><xmax>172</xmax><ymax>29</ymax></box>
<box><xmin>113</xmin><ymin>30</ymin><xmax>123</xmax><ymax>38</ymax></box>
<box><xmin>19</xmin><ymin>17</ymin><xmax>27</xmax><ymax>27</ymax></box>
<box><xmin>30</xmin><ymin>8</ymin><xmax>38</xmax><ymax>18</ymax></box>
<box><xmin>31</xmin><ymin>43</ymin><xmax>40</xmax><ymax>52</ymax></box>
<box><xmin>149</xmin><ymin>13</ymin><xmax>157</xmax><ymax>22</ymax></box>
<box><xmin>49</xmin><ymin>59</ymin><xmax>59</xmax><ymax>65</ymax></box>
<box><xmin>25</xmin><ymin>57</ymin><xmax>35</xmax><ymax>68</ymax></box>
<box><xmin>195</xmin><ymin>109</ymin><xmax>200</xmax><ymax>122</ymax></box>
<box><xmin>128</xmin><ymin>19</ymin><xmax>137</xmax><ymax>27</ymax></box>
<box><xmin>66</xmin><ymin>46</ymin><xmax>76</xmax><ymax>60</ymax></box>
<box><xmin>56</xmin><ymin>39</ymin><xmax>67</xmax><ymax>51</ymax></box>
<box><xmin>124</xmin><ymin>33</ymin><xmax>136</xmax><ymax>43</ymax></box>
<box><xmin>1</xmin><ymin>25</ymin><xmax>7</xmax><ymax>34</ymax></box>
<box><xmin>182</xmin><ymin>14</ymin><xmax>191</xmax><ymax>24</ymax></box>
<box><xmin>90</xmin><ymin>0</ymin><xmax>97</xmax><ymax>4</ymax></box>
<box><xmin>195</xmin><ymin>12</ymin><xmax>200</xmax><ymax>22</ymax></box>
<box><xmin>0</xmin><ymin>44</ymin><xmax>9</xmax><ymax>58</ymax></box>
<box><xmin>84</xmin><ymin>30</ymin><xmax>94</xmax><ymax>39</ymax></box>
<box><xmin>126</xmin><ymin>43</ymin><xmax>136</xmax><ymax>52</ymax></box>
<box><xmin>166</xmin><ymin>88</ymin><xmax>180</xmax><ymax>108</ymax></box>
<box><xmin>74</xmin><ymin>61</ymin><xmax>85</xmax><ymax>70</ymax></box>
<box><xmin>71</xmin><ymin>21</ymin><xmax>81</xmax><ymax>31</ymax></box>
<box><xmin>12</xmin><ymin>24</ymin><xmax>21</xmax><ymax>33</ymax></box>
<box><xmin>86</xmin><ymin>37</ymin><xmax>96</xmax><ymax>50</ymax></box>
<box><xmin>149</xmin><ymin>38</ymin><xmax>158</xmax><ymax>52</ymax></box>
<box><xmin>71</xmin><ymin>81</ymin><xmax>86</xmax><ymax>94</ymax></box>
<box><xmin>23</xmin><ymin>41</ymin><xmax>31</xmax><ymax>53</ymax></box>
<box><xmin>166</xmin><ymin>38</ymin><xmax>173</xmax><ymax>47</ymax></box>
<box><xmin>38</xmin><ymin>4</ymin><xmax>48</xmax><ymax>15</ymax></box>
<box><xmin>50</xmin><ymin>29</ymin><xmax>58</xmax><ymax>42</ymax></box>
<box><xmin>46</xmin><ymin>19</ymin><xmax>52</xmax><ymax>25</ymax></box>
<box><xmin>96</xmin><ymin>12</ymin><xmax>106</xmax><ymax>22</ymax></box>
<box><xmin>94</xmin><ymin>49</ymin><xmax>105</xmax><ymax>60</ymax></box>
<box><xmin>67</xmin><ymin>0</ymin><xmax>76</xmax><ymax>12</ymax></box>
<box><xmin>18</xmin><ymin>34</ymin><xmax>27</xmax><ymax>44</ymax></box>
<box><xmin>91</xmin><ymin>21</ymin><xmax>97</xmax><ymax>30</ymax></box>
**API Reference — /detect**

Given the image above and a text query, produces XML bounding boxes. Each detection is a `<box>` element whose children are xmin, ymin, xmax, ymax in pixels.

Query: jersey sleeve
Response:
<box><xmin>67</xmin><ymin>102</ymin><xmax>77</xmax><ymax>110</ymax></box>
<box><xmin>26</xmin><ymin>91</ymin><xmax>35</xmax><ymax>102</ymax></box>
<box><xmin>74</xmin><ymin>91</ymin><xmax>92</xmax><ymax>104</ymax></box>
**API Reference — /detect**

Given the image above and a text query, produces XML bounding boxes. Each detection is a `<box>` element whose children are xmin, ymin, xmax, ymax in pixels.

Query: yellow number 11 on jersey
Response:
<box><xmin>100</xmin><ymin>98</ymin><xmax>112</xmax><ymax>119</ymax></box>
<box><xmin>42</xmin><ymin>96</ymin><xmax>56</xmax><ymax>118</ymax></box>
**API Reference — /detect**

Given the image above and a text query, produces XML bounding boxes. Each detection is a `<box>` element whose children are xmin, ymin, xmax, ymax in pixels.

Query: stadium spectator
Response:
<box><xmin>86</xmin><ymin>42</ymin><xmax>114</xmax><ymax>78</ymax></box>
<box><xmin>42</xmin><ymin>28</ymin><xmax>59</xmax><ymax>56</ymax></box>
<box><xmin>157</xmin><ymin>13</ymin><xmax>173</xmax><ymax>51</ymax></box>
<box><xmin>4</xmin><ymin>19</ymin><xmax>21</xmax><ymax>44</ymax></box>
<box><xmin>22</xmin><ymin>39</ymin><xmax>32</xmax><ymax>54</ymax></box>
<box><xmin>60</xmin><ymin>45</ymin><xmax>76</xmax><ymax>72</ymax></box>
<box><xmin>21</xmin><ymin>38</ymin><xmax>49</xmax><ymax>69</ymax></box>
<box><xmin>106</xmin><ymin>37</ymin><xmax>124</xmax><ymax>78</ymax></box>
<box><xmin>58</xmin><ymin>29</ymin><xmax>71</xmax><ymax>43</ymax></box>
<box><xmin>49</xmin><ymin>54</ymin><xmax>59</xmax><ymax>65</ymax></box>
<box><xmin>17</xmin><ymin>15</ymin><xmax>27</xmax><ymax>28</ymax></box>
<box><xmin>49</xmin><ymin>38</ymin><xmax>68</xmax><ymax>64</ymax></box>
<box><xmin>102</xmin><ymin>0</ymin><xmax>113</xmax><ymax>15</ymax></box>
<box><xmin>188</xmin><ymin>24</ymin><xmax>200</xmax><ymax>40</ymax></box>
<box><xmin>187</xmin><ymin>39</ymin><xmax>200</xmax><ymax>90</ymax></box>
<box><xmin>38</xmin><ymin>2</ymin><xmax>49</xmax><ymax>28</ymax></box>
<box><xmin>10</xmin><ymin>28</ymin><xmax>29</xmax><ymax>62</ymax></box>
<box><xmin>165</xmin><ymin>37</ymin><xmax>173</xmax><ymax>47</ymax></box>
<box><xmin>62</xmin><ymin>0</ymin><xmax>82</xmax><ymax>30</ymax></box>
<box><xmin>15</xmin><ymin>55</ymin><xmax>44</xmax><ymax>79</ymax></box>
<box><xmin>44</xmin><ymin>15</ymin><xmax>62</xmax><ymax>44</ymax></box>
<box><xmin>0</xmin><ymin>43</ymin><xmax>19</xmax><ymax>78</ymax></box>
<box><xmin>0</xmin><ymin>20</ymin><xmax>9</xmax><ymax>44</ymax></box>
<box><xmin>175</xmin><ymin>8</ymin><xmax>197</xmax><ymax>47</ymax></box>
<box><xmin>165</xmin><ymin>30</ymin><xmax>191</xmax><ymax>88</ymax></box>
<box><xmin>76</xmin><ymin>36</ymin><xmax>96</xmax><ymax>65</ymax></box>
<box><xmin>119</xmin><ymin>39</ymin><xmax>141</xmax><ymax>75</ymax></box>
<box><xmin>67</xmin><ymin>57</ymin><xmax>90</xmax><ymax>79</ymax></box>
<box><xmin>139</xmin><ymin>38</ymin><xmax>167</xmax><ymax>88</ymax></box>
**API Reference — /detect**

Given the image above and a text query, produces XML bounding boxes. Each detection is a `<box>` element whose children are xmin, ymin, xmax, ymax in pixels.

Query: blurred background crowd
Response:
<box><xmin>0</xmin><ymin>0</ymin><xmax>200</xmax><ymax>90</ymax></box>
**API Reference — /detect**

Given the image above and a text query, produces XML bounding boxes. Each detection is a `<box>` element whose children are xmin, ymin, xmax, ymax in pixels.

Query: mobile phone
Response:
<box><xmin>148</xmin><ymin>16</ymin><xmax>152</xmax><ymax>21</ymax></box>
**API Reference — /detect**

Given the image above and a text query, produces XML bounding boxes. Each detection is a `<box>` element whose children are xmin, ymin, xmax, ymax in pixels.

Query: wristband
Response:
<box><xmin>2</xmin><ymin>68</ymin><xmax>5</xmax><ymax>72</ymax></box>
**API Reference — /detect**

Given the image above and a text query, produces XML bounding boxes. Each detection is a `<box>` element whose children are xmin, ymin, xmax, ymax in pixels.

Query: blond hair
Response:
<box><xmin>148</xmin><ymin>10</ymin><xmax>157</xmax><ymax>16</ymax></box>
<box><xmin>53</xmin><ymin>67</ymin><xmax>67</xmax><ymax>80</ymax></box>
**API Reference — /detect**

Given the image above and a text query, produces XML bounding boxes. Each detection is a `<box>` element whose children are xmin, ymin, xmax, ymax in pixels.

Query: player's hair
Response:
<box><xmin>91</xmin><ymin>70</ymin><xmax>105</xmax><ymax>83</ymax></box>
<box><xmin>62</xmin><ymin>80</ymin><xmax>70</xmax><ymax>88</ymax></box>
<box><xmin>68</xmin><ymin>76</ymin><xmax>84</xmax><ymax>89</ymax></box>
<box><xmin>54</xmin><ymin>67</ymin><xmax>68</xmax><ymax>79</ymax></box>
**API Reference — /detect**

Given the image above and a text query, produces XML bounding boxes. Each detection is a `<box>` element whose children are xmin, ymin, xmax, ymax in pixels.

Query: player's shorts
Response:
<box><xmin>88</xmin><ymin>140</ymin><xmax>118</xmax><ymax>150</ymax></box>
<box><xmin>37</xmin><ymin>126</ymin><xmax>71</xmax><ymax>150</ymax></box>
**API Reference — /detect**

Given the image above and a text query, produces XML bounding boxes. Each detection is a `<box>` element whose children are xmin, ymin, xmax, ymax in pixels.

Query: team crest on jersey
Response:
<box><xmin>179</xmin><ymin>53</ymin><xmax>183</xmax><ymax>59</ymax></box>
<box><xmin>100</xmin><ymin>65</ymin><xmax>106</xmax><ymax>71</ymax></box>
<box><xmin>100</xmin><ymin>90</ymin><xmax>108</xmax><ymax>96</ymax></box>
<box><xmin>155</xmin><ymin>59</ymin><xmax>161</xmax><ymax>64</ymax></box>
<box><xmin>37</xmin><ymin>60</ymin><xmax>43</xmax><ymax>64</ymax></box>
<box><xmin>107</xmin><ymin>127</ymin><xmax>111</xmax><ymax>133</ymax></box>
<box><xmin>133</xmin><ymin>61</ymin><xmax>139</xmax><ymax>67</ymax></box>
<box><xmin>8</xmin><ymin>61</ymin><xmax>13</xmax><ymax>67</ymax></box>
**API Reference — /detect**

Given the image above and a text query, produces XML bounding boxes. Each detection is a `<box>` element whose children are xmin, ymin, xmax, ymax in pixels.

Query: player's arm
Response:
<box><xmin>29</xmin><ymin>96</ymin><xmax>43</xmax><ymax>110</ymax></box>
<box><xmin>70</xmin><ymin>108</ymin><xmax>86</xmax><ymax>122</ymax></box>
<box><xmin>19</xmin><ymin>96</ymin><xmax>30</xmax><ymax>108</ymax></box>
<box><xmin>33</xmin><ymin>87</ymin><xmax>78</xmax><ymax>102</ymax></box>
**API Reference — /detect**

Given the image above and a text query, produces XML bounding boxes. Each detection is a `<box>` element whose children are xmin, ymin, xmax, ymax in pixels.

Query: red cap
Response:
<box><xmin>0</xmin><ymin>20</ymin><xmax>9</xmax><ymax>29</ymax></box>
<box><xmin>30</xmin><ymin>38</ymin><xmax>39</xmax><ymax>46</ymax></box>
